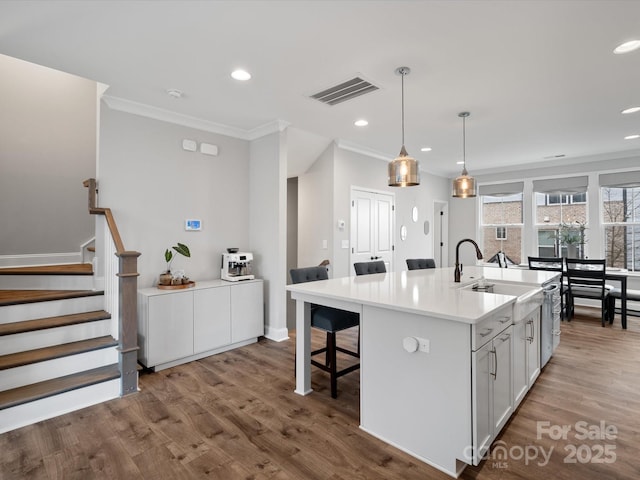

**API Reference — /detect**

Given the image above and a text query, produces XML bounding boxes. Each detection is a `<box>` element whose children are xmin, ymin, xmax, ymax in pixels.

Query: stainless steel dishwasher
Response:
<box><xmin>541</xmin><ymin>281</ymin><xmax>561</xmax><ymax>368</ymax></box>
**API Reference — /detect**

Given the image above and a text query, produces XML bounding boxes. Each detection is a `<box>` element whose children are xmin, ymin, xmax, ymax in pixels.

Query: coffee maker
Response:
<box><xmin>221</xmin><ymin>249</ymin><xmax>254</xmax><ymax>281</ymax></box>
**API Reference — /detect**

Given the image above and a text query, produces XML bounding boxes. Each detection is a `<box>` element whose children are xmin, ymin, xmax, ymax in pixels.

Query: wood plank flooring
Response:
<box><xmin>1</xmin><ymin>306</ymin><xmax>639</xmax><ymax>479</ymax></box>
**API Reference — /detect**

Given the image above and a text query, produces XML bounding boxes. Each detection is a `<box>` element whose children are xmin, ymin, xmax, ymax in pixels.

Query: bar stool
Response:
<box><xmin>406</xmin><ymin>259</ymin><xmax>436</xmax><ymax>270</ymax></box>
<box><xmin>289</xmin><ymin>266</ymin><xmax>360</xmax><ymax>398</ymax></box>
<box><xmin>353</xmin><ymin>260</ymin><xmax>386</xmax><ymax>275</ymax></box>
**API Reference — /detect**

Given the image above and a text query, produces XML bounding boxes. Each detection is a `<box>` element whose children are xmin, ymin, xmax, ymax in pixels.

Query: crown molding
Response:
<box><xmin>335</xmin><ymin>139</ymin><xmax>448</xmax><ymax>178</ymax></box>
<box><xmin>102</xmin><ymin>95</ymin><xmax>287</xmax><ymax>141</ymax></box>
<box><xmin>335</xmin><ymin>139</ymin><xmax>390</xmax><ymax>161</ymax></box>
<box><xmin>245</xmin><ymin>120</ymin><xmax>291</xmax><ymax>140</ymax></box>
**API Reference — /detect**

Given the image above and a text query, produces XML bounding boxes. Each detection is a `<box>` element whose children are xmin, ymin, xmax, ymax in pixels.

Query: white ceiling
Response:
<box><xmin>1</xmin><ymin>0</ymin><xmax>640</xmax><ymax>178</ymax></box>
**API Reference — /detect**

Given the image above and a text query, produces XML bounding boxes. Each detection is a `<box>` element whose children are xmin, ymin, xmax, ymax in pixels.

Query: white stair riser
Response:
<box><xmin>0</xmin><ymin>319</ymin><xmax>112</xmax><ymax>355</ymax></box>
<box><xmin>0</xmin><ymin>378</ymin><xmax>120</xmax><ymax>434</ymax></box>
<box><xmin>0</xmin><ymin>346</ymin><xmax>119</xmax><ymax>391</ymax></box>
<box><xmin>0</xmin><ymin>296</ymin><xmax>104</xmax><ymax>324</ymax></box>
<box><xmin>0</xmin><ymin>275</ymin><xmax>94</xmax><ymax>290</ymax></box>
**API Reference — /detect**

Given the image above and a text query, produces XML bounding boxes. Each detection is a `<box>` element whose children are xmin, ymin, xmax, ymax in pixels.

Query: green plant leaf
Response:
<box><xmin>173</xmin><ymin>243</ymin><xmax>191</xmax><ymax>258</ymax></box>
<box><xmin>164</xmin><ymin>249</ymin><xmax>173</xmax><ymax>263</ymax></box>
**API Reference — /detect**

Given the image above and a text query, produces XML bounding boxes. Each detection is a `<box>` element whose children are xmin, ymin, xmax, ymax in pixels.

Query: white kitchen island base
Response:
<box><xmin>361</xmin><ymin>305</ymin><xmax>472</xmax><ymax>477</ymax></box>
<box><xmin>288</xmin><ymin>267</ymin><xmax>557</xmax><ymax>478</ymax></box>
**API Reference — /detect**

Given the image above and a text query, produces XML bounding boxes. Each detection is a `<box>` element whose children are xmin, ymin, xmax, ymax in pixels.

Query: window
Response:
<box><xmin>601</xmin><ymin>184</ymin><xmax>640</xmax><ymax>271</ymax></box>
<box><xmin>533</xmin><ymin>176</ymin><xmax>588</xmax><ymax>258</ymax></box>
<box><xmin>480</xmin><ymin>184</ymin><xmax>523</xmax><ymax>265</ymax></box>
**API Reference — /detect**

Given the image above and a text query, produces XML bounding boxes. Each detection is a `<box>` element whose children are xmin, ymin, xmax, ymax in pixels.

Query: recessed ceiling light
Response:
<box><xmin>622</xmin><ymin>106</ymin><xmax>640</xmax><ymax>114</ymax></box>
<box><xmin>231</xmin><ymin>69</ymin><xmax>251</xmax><ymax>81</ymax></box>
<box><xmin>354</xmin><ymin>119</ymin><xmax>368</xmax><ymax>127</ymax></box>
<box><xmin>614</xmin><ymin>40</ymin><xmax>640</xmax><ymax>54</ymax></box>
<box><xmin>166</xmin><ymin>88</ymin><xmax>183</xmax><ymax>99</ymax></box>
<box><xmin>456</xmin><ymin>161</ymin><xmax>464</xmax><ymax>165</ymax></box>
<box><xmin>420</xmin><ymin>147</ymin><xmax>432</xmax><ymax>152</ymax></box>
<box><xmin>624</xmin><ymin>134</ymin><xmax>640</xmax><ymax>140</ymax></box>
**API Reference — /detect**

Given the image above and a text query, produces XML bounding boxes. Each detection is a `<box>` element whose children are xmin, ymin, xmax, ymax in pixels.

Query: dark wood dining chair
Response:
<box><xmin>353</xmin><ymin>260</ymin><xmax>386</xmax><ymax>275</ymax></box>
<box><xmin>406</xmin><ymin>258</ymin><xmax>436</xmax><ymax>270</ymax></box>
<box><xmin>564</xmin><ymin>258</ymin><xmax>613</xmax><ymax>326</ymax></box>
<box><xmin>289</xmin><ymin>266</ymin><xmax>360</xmax><ymax>398</ymax></box>
<box><xmin>528</xmin><ymin>256</ymin><xmax>567</xmax><ymax>318</ymax></box>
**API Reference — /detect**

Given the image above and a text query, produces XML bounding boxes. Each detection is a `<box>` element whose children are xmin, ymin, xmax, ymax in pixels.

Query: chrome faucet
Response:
<box><xmin>454</xmin><ymin>238</ymin><xmax>483</xmax><ymax>282</ymax></box>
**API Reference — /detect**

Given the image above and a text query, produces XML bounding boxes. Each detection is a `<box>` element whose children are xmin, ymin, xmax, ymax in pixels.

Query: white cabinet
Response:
<box><xmin>194</xmin><ymin>287</ymin><xmax>231</xmax><ymax>353</ymax></box>
<box><xmin>513</xmin><ymin>308</ymin><xmax>541</xmax><ymax>407</ymax></box>
<box><xmin>471</xmin><ymin>306</ymin><xmax>513</xmax><ymax>466</ymax></box>
<box><xmin>231</xmin><ymin>281</ymin><xmax>264</xmax><ymax>343</ymax></box>
<box><xmin>138</xmin><ymin>279</ymin><xmax>263</xmax><ymax>370</ymax></box>
<box><xmin>493</xmin><ymin>326</ymin><xmax>513</xmax><ymax>433</ymax></box>
<box><xmin>146</xmin><ymin>289</ymin><xmax>194</xmax><ymax>367</ymax></box>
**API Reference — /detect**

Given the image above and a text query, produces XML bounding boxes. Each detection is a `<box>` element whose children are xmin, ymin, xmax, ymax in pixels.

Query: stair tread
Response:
<box><xmin>0</xmin><ymin>310</ymin><xmax>111</xmax><ymax>337</ymax></box>
<box><xmin>0</xmin><ymin>364</ymin><xmax>120</xmax><ymax>410</ymax></box>
<box><xmin>0</xmin><ymin>289</ymin><xmax>103</xmax><ymax>307</ymax></box>
<box><xmin>0</xmin><ymin>264</ymin><xmax>93</xmax><ymax>275</ymax></box>
<box><xmin>0</xmin><ymin>335</ymin><xmax>118</xmax><ymax>370</ymax></box>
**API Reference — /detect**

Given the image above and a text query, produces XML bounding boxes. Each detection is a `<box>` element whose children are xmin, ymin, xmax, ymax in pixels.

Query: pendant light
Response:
<box><xmin>388</xmin><ymin>66</ymin><xmax>420</xmax><ymax>187</ymax></box>
<box><xmin>452</xmin><ymin>111</ymin><xmax>477</xmax><ymax>198</ymax></box>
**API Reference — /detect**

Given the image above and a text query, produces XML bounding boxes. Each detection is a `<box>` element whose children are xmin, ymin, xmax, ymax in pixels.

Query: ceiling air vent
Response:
<box><xmin>310</xmin><ymin>77</ymin><xmax>379</xmax><ymax>106</ymax></box>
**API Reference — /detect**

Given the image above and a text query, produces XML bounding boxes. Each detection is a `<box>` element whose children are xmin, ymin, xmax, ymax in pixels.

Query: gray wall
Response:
<box><xmin>249</xmin><ymin>130</ymin><xmax>288</xmax><ymax>341</ymax></box>
<box><xmin>297</xmin><ymin>142</ymin><xmax>450</xmax><ymax>279</ymax></box>
<box><xmin>286</xmin><ymin>177</ymin><xmax>298</xmax><ymax>330</ymax></box>
<box><xmin>0</xmin><ymin>54</ymin><xmax>96</xmax><ymax>262</ymax></box>
<box><xmin>98</xmin><ymin>106</ymin><xmax>251</xmax><ymax>288</ymax></box>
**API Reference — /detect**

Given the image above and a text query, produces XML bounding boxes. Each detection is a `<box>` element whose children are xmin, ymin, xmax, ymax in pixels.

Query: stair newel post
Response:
<box><xmin>116</xmin><ymin>250</ymin><xmax>141</xmax><ymax>396</ymax></box>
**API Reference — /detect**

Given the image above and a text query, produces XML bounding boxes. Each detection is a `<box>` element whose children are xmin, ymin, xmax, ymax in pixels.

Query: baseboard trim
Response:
<box><xmin>264</xmin><ymin>326</ymin><xmax>289</xmax><ymax>342</ymax></box>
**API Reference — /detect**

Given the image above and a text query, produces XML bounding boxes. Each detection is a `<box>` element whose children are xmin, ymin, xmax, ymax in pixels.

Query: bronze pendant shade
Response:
<box><xmin>452</xmin><ymin>111</ymin><xmax>476</xmax><ymax>198</ymax></box>
<box><xmin>388</xmin><ymin>67</ymin><xmax>420</xmax><ymax>187</ymax></box>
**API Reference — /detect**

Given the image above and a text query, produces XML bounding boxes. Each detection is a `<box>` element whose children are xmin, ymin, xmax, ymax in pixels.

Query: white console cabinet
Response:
<box><xmin>138</xmin><ymin>279</ymin><xmax>264</xmax><ymax>370</ymax></box>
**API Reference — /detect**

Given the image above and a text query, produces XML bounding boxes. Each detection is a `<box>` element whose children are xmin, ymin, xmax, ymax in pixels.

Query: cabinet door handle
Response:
<box><xmin>499</xmin><ymin>333</ymin><xmax>511</xmax><ymax>344</ymax></box>
<box><xmin>526</xmin><ymin>319</ymin><xmax>534</xmax><ymax>344</ymax></box>
<box><xmin>479</xmin><ymin>328</ymin><xmax>494</xmax><ymax>338</ymax></box>
<box><xmin>491</xmin><ymin>347</ymin><xmax>497</xmax><ymax>379</ymax></box>
<box><xmin>498</xmin><ymin>316</ymin><xmax>511</xmax><ymax>324</ymax></box>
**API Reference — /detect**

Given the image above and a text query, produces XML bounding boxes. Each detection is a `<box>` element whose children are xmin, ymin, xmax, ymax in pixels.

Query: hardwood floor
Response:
<box><xmin>1</xmin><ymin>306</ymin><xmax>639</xmax><ymax>479</ymax></box>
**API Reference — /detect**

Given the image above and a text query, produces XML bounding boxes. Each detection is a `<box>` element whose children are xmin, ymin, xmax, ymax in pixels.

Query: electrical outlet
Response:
<box><xmin>417</xmin><ymin>337</ymin><xmax>430</xmax><ymax>353</ymax></box>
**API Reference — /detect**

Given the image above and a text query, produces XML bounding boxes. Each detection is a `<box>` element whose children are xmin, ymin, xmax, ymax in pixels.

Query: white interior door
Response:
<box><xmin>350</xmin><ymin>189</ymin><xmax>394</xmax><ymax>274</ymax></box>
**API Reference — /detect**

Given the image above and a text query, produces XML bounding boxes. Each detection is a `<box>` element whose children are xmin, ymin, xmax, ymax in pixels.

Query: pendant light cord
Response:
<box><xmin>462</xmin><ymin>114</ymin><xmax>466</xmax><ymax>168</ymax></box>
<box><xmin>401</xmin><ymin>72</ymin><xmax>405</xmax><ymax>146</ymax></box>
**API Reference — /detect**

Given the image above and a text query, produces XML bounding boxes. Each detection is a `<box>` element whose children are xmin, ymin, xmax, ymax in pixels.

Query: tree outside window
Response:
<box><xmin>602</xmin><ymin>186</ymin><xmax>640</xmax><ymax>271</ymax></box>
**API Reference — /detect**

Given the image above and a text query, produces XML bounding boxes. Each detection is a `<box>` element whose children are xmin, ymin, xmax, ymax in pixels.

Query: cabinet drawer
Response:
<box><xmin>472</xmin><ymin>305</ymin><xmax>512</xmax><ymax>351</ymax></box>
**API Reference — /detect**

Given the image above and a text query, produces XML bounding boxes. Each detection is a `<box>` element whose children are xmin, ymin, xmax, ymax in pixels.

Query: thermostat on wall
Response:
<box><xmin>185</xmin><ymin>219</ymin><xmax>202</xmax><ymax>231</ymax></box>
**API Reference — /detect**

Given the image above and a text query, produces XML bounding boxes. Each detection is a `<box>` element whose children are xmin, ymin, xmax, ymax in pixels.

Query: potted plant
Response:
<box><xmin>159</xmin><ymin>243</ymin><xmax>191</xmax><ymax>285</ymax></box>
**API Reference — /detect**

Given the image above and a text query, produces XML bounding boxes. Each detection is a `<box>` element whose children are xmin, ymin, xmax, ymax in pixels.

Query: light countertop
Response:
<box><xmin>287</xmin><ymin>266</ymin><xmax>558</xmax><ymax>324</ymax></box>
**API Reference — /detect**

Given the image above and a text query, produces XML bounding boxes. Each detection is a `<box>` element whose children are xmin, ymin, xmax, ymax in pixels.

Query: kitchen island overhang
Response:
<box><xmin>287</xmin><ymin>266</ymin><xmax>559</xmax><ymax>477</ymax></box>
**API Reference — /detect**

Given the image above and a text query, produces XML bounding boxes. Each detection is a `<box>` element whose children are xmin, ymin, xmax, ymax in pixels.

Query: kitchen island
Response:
<box><xmin>287</xmin><ymin>266</ymin><xmax>558</xmax><ymax>477</ymax></box>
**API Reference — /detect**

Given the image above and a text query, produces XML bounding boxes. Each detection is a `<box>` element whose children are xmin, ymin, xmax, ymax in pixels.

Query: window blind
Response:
<box><xmin>532</xmin><ymin>176</ymin><xmax>588</xmax><ymax>194</ymax></box>
<box><xmin>598</xmin><ymin>171</ymin><xmax>640</xmax><ymax>188</ymax></box>
<box><xmin>478</xmin><ymin>182</ymin><xmax>524</xmax><ymax>197</ymax></box>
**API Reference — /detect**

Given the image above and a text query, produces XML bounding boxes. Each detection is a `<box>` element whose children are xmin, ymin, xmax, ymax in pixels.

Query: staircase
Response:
<box><xmin>0</xmin><ymin>264</ymin><xmax>121</xmax><ymax>433</ymax></box>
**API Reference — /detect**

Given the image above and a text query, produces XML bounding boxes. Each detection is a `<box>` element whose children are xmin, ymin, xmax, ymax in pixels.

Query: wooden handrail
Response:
<box><xmin>83</xmin><ymin>178</ymin><xmax>125</xmax><ymax>253</ymax></box>
<box><xmin>83</xmin><ymin>178</ymin><xmax>140</xmax><ymax>397</ymax></box>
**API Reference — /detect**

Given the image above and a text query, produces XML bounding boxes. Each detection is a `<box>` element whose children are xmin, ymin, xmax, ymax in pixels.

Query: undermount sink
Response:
<box><xmin>460</xmin><ymin>280</ymin><xmax>543</xmax><ymax>320</ymax></box>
